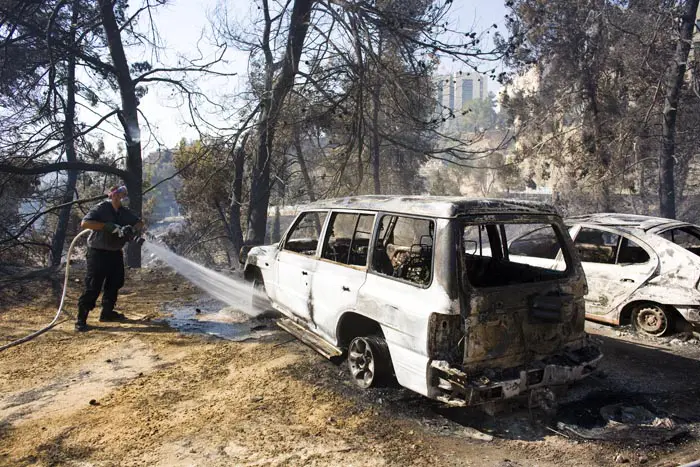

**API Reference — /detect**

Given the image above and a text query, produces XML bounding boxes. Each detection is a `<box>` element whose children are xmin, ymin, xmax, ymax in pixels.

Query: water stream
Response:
<box><xmin>143</xmin><ymin>241</ymin><xmax>275</xmax><ymax>340</ymax></box>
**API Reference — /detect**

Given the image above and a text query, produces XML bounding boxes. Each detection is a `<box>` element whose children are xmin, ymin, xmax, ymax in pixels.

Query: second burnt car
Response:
<box><xmin>509</xmin><ymin>213</ymin><xmax>700</xmax><ymax>336</ymax></box>
<box><xmin>242</xmin><ymin>196</ymin><xmax>601</xmax><ymax>408</ymax></box>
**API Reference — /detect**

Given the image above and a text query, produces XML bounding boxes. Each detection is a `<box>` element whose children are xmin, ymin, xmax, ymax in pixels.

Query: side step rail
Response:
<box><xmin>276</xmin><ymin>318</ymin><xmax>343</xmax><ymax>359</ymax></box>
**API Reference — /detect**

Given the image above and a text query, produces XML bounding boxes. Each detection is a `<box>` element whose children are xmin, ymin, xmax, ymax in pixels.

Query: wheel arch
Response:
<box><xmin>619</xmin><ymin>300</ymin><xmax>682</xmax><ymax>326</ymax></box>
<box><xmin>336</xmin><ymin>311</ymin><xmax>385</xmax><ymax>349</ymax></box>
<box><xmin>243</xmin><ymin>265</ymin><xmax>262</xmax><ymax>282</ymax></box>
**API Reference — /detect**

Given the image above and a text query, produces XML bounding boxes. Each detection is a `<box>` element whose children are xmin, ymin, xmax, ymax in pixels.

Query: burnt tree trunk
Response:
<box><xmin>49</xmin><ymin>2</ymin><xmax>79</xmax><ymax>267</ymax></box>
<box><xmin>659</xmin><ymin>0</ymin><xmax>699</xmax><ymax>220</ymax></box>
<box><xmin>245</xmin><ymin>0</ymin><xmax>314</xmax><ymax>245</ymax></box>
<box><xmin>293</xmin><ymin>130</ymin><xmax>316</xmax><ymax>202</ymax></box>
<box><xmin>99</xmin><ymin>0</ymin><xmax>143</xmax><ymax>266</ymax></box>
<box><xmin>227</xmin><ymin>136</ymin><xmax>247</xmax><ymax>259</ymax></box>
<box><xmin>371</xmin><ymin>83</ymin><xmax>382</xmax><ymax>195</ymax></box>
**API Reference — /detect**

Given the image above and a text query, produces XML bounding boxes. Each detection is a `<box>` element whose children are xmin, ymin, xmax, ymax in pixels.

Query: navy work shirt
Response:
<box><xmin>83</xmin><ymin>200</ymin><xmax>140</xmax><ymax>251</ymax></box>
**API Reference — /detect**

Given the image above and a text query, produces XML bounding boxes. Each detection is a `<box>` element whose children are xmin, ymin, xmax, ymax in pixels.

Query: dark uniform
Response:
<box><xmin>76</xmin><ymin>201</ymin><xmax>140</xmax><ymax>326</ymax></box>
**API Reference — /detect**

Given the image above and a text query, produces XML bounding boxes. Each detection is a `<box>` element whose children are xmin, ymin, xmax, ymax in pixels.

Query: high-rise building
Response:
<box><xmin>433</xmin><ymin>72</ymin><xmax>489</xmax><ymax>112</ymax></box>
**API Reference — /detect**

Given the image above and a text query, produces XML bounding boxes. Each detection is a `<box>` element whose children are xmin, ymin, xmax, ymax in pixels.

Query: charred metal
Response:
<box><xmin>243</xmin><ymin>196</ymin><xmax>602</xmax><ymax>406</ymax></box>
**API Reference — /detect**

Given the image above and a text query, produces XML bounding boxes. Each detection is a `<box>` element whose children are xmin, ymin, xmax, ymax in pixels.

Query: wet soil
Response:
<box><xmin>1</xmin><ymin>266</ymin><xmax>700</xmax><ymax>466</ymax></box>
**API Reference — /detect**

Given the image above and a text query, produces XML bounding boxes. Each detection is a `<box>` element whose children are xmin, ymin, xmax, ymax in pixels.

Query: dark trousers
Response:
<box><xmin>77</xmin><ymin>248</ymin><xmax>125</xmax><ymax>321</ymax></box>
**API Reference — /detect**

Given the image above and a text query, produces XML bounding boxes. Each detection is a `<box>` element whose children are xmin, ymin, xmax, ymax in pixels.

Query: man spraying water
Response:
<box><xmin>75</xmin><ymin>185</ymin><xmax>144</xmax><ymax>332</ymax></box>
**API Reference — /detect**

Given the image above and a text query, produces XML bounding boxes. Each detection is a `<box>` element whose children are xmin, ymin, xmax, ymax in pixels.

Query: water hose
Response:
<box><xmin>0</xmin><ymin>229</ymin><xmax>91</xmax><ymax>353</ymax></box>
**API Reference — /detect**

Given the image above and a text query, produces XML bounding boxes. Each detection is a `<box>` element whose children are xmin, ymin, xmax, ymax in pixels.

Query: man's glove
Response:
<box><xmin>120</xmin><ymin>225</ymin><xmax>136</xmax><ymax>241</ymax></box>
<box><xmin>103</xmin><ymin>222</ymin><xmax>121</xmax><ymax>235</ymax></box>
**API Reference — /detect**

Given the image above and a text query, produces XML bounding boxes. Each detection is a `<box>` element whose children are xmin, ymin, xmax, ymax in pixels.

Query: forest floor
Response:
<box><xmin>1</xmin><ymin>264</ymin><xmax>700</xmax><ymax>467</ymax></box>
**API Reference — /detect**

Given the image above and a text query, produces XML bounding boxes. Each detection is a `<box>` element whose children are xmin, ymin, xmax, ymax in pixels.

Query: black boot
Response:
<box><xmin>99</xmin><ymin>302</ymin><xmax>127</xmax><ymax>322</ymax></box>
<box><xmin>75</xmin><ymin>306</ymin><xmax>90</xmax><ymax>332</ymax></box>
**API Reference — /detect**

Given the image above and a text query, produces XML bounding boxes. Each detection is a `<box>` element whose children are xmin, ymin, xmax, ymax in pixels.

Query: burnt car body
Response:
<box><xmin>566</xmin><ymin>214</ymin><xmax>700</xmax><ymax>335</ymax></box>
<box><xmin>508</xmin><ymin>213</ymin><xmax>700</xmax><ymax>336</ymax></box>
<box><xmin>242</xmin><ymin>196</ymin><xmax>601</xmax><ymax>407</ymax></box>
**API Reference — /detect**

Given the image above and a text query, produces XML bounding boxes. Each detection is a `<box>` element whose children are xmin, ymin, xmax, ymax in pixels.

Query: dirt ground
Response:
<box><xmin>2</xmin><ymin>266</ymin><xmax>700</xmax><ymax>467</ymax></box>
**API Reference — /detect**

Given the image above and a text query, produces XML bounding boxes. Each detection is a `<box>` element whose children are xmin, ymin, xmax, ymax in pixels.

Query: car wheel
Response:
<box><xmin>250</xmin><ymin>272</ymin><xmax>270</xmax><ymax>312</ymax></box>
<box><xmin>632</xmin><ymin>303</ymin><xmax>673</xmax><ymax>336</ymax></box>
<box><xmin>347</xmin><ymin>336</ymin><xmax>392</xmax><ymax>389</ymax></box>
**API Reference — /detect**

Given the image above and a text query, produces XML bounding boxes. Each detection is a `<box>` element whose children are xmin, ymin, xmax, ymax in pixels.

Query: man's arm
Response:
<box><xmin>81</xmin><ymin>203</ymin><xmax>119</xmax><ymax>233</ymax></box>
<box><xmin>81</xmin><ymin>220</ymin><xmax>106</xmax><ymax>230</ymax></box>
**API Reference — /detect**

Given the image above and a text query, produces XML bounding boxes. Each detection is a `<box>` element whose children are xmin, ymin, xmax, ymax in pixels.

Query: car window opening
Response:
<box><xmin>661</xmin><ymin>227</ymin><xmax>700</xmax><ymax>257</ymax></box>
<box><xmin>462</xmin><ymin>222</ymin><xmax>570</xmax><ymax>287</ymax></box>
<box><xmin>371</xmin><ymin>215</ymin><xmax>434</xmax><ymax>286</ymax></box>
<box><xmin>283</xmin><ymin>211</ymin><xmax>328</xmax><ymax>255</ymax></box>
<box><xmin>322</xmin><ymin>213</ymin><xmax>374</xmax><ymax>267</ymax></box>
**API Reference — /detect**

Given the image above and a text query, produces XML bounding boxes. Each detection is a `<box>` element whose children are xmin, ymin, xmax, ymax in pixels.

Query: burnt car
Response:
<box><xmin>509</xmin><ymin>213</ymin><xmax>700</xmax><ymax>336</ymax></box>
<box><xmin>242</xmin><ymin>196</ymin><xmax>601</xmax><ymax>407</ymax></box>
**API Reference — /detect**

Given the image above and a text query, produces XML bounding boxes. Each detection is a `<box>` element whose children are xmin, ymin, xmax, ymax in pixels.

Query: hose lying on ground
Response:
<box><xmin>0</xmin><ymin>229</ymin><xmax>91</xmax><ymax>353</ymax></box>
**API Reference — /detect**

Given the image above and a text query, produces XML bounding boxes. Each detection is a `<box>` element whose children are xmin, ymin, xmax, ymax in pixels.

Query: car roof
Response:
<box><xmin>302</xmin><ymin>195</ymin><xmax>558</xmax><ymax>218</ymax></box>
<box><xmin>565</xmin><ymin>213</ymin><xmax>693</xmax><ymax>233</ymax></box>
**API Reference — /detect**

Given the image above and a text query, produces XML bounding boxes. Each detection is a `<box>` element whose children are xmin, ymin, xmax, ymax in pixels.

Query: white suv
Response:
<box><xmin>243</xmin><ymin>196</ymin><xmax>601</xmax><ymax>407</ymax></box>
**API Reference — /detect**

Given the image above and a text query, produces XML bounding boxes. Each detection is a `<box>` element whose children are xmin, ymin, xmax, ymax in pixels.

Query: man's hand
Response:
<box><xmin>103</xmin><ymin>222</ymin><xmax>121</xmax><ymax>235</ymax></box>
<box><xmin>120</xmin><ymin>225</ymin><xmax>136</xmax><ymax>240</ymax></box>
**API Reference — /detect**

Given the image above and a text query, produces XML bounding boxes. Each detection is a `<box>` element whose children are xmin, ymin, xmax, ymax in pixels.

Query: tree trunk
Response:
<box><xmin>293</xmin><ymin>130</ymin><xmax>316</xmax><ymax>202</ymax></box>
<box><xmin>245</xmin><ymin>0</ymin><xmax>314</xmax><ymax>245</ymax></box>
<box><xmin>49</xmin><ymin>2</ymin><xmax>79</xmax><ymax>267</ymax></box>
<box><xmin>371</xmin><ymin>83</ymin><xmax>382</xmax><ymax>195</ymax></box>
<box><xmin>227</xmin><ymin>137</ymin><xmax>246</xmax><ymax>259</ymax></box>
<box><xmin>659</xmin><ymin>0</ymin><xmax>699</xmax><ymax>220</ymax></box>
<box><xmin>98</xmin><ymin>0</ymin><xmax>143</xmax><ymax>266</ymax></box>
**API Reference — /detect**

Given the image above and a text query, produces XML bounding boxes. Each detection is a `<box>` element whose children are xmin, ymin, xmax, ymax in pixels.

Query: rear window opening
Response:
<box><xmin>461</xmin><ymin>222</ymin><xmax>570</xmax><ymax>288</ymax></box>
<box><xmin>660</xmin><ymin>227</ymin><xmax>700</xmax><ymax>257</ymax></box>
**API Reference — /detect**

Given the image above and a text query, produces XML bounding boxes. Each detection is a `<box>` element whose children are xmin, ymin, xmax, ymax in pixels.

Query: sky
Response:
<box><xmin>101</xmin><ymin>0</ymin><xmax>509</xmax><ymax>155</ymax></box>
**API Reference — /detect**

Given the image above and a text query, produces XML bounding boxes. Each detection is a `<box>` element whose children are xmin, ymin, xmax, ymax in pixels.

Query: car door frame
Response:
<box><xmin>272</xmin><ymin>210</ymin><xmax>330</xmax><ymax>322</ymax></box>
<box><xmin>310</xmin><ymin>209</ymin><xmax>375</xmax><ymax>341</ymax></box>
<box><xmin>568</xmin><ymin>224</ymin><xmax>659</xmax><ymax>322</ymax></box>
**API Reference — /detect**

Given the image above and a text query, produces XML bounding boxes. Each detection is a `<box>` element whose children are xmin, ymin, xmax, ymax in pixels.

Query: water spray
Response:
<box><xmin>143</xmin><ymin>241</ymin><xmax>268</xmax><ymax>318</ymax></box>
<box><xmin>0</xmin><ymin>229</ymin><xmax>267</xmax><ymax>353</ymax></box>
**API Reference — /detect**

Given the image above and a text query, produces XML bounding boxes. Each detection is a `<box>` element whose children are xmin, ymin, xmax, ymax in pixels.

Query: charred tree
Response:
<box><xmin>228</xmin><ymin>135</ymin><xmax>248</xmax><ymax>259</ymax></box>
<box><xmin>98</xmin><ymin>0</ymin><xmax>142</xmax><ymax>267</ymax></box>
<box><xmin>49</xmin><ymin>1</ymin><xmax>80</xmax><ymax>267</ymax></box>
<box><xmin>659</xmin><ymin>0</ymin><xmax>700</xmax><ymax>219</ymax></box>
<box><xmin>245</xmin><ymin>0</ymin><xmax>314</xmax><ymax>245</ymax></box>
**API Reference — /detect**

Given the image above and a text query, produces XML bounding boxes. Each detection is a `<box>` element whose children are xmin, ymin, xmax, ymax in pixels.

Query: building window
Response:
<box><xmin>448</xmin><ymin>80</ymin><xmax>455</xmax><ymax>111</ymax></box>
<box><xmin>461</xmin><ymin>79</ymin><xmax>473</xmax><ymax>105</ymax></box>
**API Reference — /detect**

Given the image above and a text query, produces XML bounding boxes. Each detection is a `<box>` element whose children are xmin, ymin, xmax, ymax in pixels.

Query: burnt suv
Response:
<box><xmin>243</xmin><ymin>196</ymin><xmax>602</xmax><ymax>407</ymax></box>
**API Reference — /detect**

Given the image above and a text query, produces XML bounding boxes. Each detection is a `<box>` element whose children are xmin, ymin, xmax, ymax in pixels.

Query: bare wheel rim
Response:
<box><xmin>348</xmin><ymin>338</ymin><xmax>375</xmax><ymax>389</ymax></box>
<box><xmin>635</xmin><ymin>305</ymin><xmax>668</xmax><ymax>335</ymax></box>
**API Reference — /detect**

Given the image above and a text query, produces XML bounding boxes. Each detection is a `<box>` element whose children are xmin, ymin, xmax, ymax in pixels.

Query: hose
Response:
<box><xmin>0</xmin><ymin>229</ymin><xmax>91</xmax><ymax>353</ymax></box>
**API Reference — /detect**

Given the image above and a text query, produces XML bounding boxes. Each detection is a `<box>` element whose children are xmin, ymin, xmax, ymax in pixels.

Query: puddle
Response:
<box><xmin>159</xmin><ymin>298</ymin><xmax>280</xmax><ymax>342</ymax></box>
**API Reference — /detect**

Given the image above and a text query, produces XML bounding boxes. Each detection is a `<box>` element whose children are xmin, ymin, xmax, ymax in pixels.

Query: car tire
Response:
<box><xmin>347</xmin><ymin>335</ymin><xmax>393</xmax><ymax>389</ymax></box>
<box><xmin>250</xmin><ymin>270</ymin><xmax>271</xmax><ymax>313</ymax></box>
<box><xmin>631</xmin><ymin>303</ymin><xmax>673</xmax><ymax>337</ymax></box>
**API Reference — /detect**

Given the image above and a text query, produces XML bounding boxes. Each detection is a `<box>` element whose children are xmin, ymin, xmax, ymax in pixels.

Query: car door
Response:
<box><xmin>273</xmin><ymin>211</ymin><xmax>328</xmax><ymax>322</ymax></box>
<box><xmin>310</xmin><ymin>212</ymin><xmax>373</xmax><ymax>340</ymax></box>
<box><xmin>571</xmin><ymin>226</ymin><xmax>658</xmax><ymax>318</ymax></box>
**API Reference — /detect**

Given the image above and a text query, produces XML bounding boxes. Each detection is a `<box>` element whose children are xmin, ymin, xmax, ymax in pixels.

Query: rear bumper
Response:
<box><xmin>429</xmin><ymin>345</ymin><xmax>603</xmax><ymax>407</ymax></box>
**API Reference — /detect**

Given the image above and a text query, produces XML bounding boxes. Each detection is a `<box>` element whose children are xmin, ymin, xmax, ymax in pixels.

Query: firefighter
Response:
<box><xmin>75</xmin><ymin>185</ymin><xmax>143</xmax><ymax>332</ymax></box>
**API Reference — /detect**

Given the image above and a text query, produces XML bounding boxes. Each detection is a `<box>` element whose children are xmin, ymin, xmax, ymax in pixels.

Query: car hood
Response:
<box><xmin>246</xmin><ymin>244</ymin><xmax>278</xmax><ymax>266</ymax></box>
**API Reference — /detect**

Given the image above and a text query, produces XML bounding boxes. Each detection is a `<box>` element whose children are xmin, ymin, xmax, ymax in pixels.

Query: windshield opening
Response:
<box><xmin>460</xmin><ymin>221</ymin><xmax>571</xmax><ymax>288</ymax></box>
